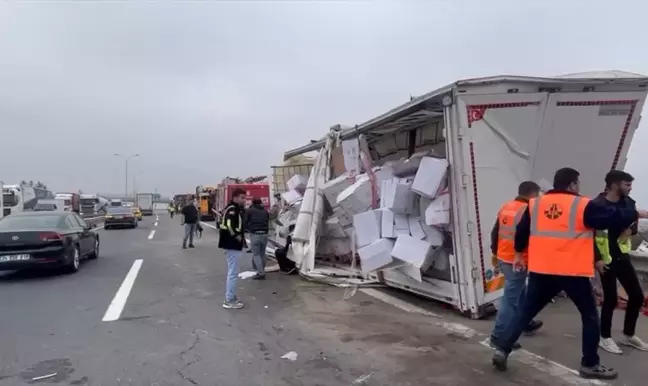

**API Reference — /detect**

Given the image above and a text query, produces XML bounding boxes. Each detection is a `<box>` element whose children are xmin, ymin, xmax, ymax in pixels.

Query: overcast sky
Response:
<box><xmin>1</xmin><ymin>1</ymin><xmax>648</xmax><ymax>200</ymax></box>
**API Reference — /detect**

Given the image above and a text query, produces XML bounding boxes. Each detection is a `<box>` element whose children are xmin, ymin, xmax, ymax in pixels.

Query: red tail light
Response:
<box><xmin>40</xmin><ymin>232</ymin><xmax>64</xmax><ymax>242</ymax></box>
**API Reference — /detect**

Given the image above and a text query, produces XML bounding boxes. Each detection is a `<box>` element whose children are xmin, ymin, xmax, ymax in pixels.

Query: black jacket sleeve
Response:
<box><xmin>514</xmin><ymin>207</ymin><xmax>531</xmax><ymax>253</ymax></box>
<box><xmin>583</xmin><ymin>200</ymin><xmax>638</xmax><ymax>231</ymax></box>
<box><xmin>490</xmin><ymin>220</ymin><xmax>499</xmax><ymax>255</ymax></box>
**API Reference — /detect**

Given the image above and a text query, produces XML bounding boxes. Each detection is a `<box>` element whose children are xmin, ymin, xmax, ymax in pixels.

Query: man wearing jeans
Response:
<box><xmin>181</xmin><ymin>195</ymin><xmax>198</xmax><ymax>249</ymax></box>
<box><xmin>489</xmin><ymin>181</ymin><xmax>543</xmax><ymax>350</ymax></box>
<box><xmin>245</xmin><ymin>198</ymin><xmax>270</xmax><ymax>280</ymax></box>
<box><xmin>218</xmin><ymin>188</ymin><xmax>247</xmax><ymax>309</ymax></box>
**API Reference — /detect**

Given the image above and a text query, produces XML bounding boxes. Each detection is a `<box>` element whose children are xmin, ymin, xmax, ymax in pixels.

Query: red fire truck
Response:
<box><xmin>213</xmin><ymin>176</ymin><xmax>270</xmax><ymax>221</ymax></box>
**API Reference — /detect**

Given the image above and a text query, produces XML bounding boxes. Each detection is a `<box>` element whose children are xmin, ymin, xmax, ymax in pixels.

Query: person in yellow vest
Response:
<box><xmin>594</xmin><ymin>170</ymin><xmax>648</xmax><ymax>354</ymax></box>
<box><xmin>491</xmin><ymin>167</ymin><xmax>648</xmax><ymax>380</ymax></box>
<box><xmin>488</xmin><ymin>181</ymin><xmax>543</xmax><ymax>351</ymax></box>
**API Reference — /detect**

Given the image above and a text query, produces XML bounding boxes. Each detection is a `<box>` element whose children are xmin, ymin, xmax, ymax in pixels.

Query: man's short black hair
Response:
<box><xmin>553</xmin><ymin>167</ymin><xmax>580</xmax><ymax>190</ymax></box>
<box><xmin>605</xmin><ymin>169</ymin><xmax>634</xmax><ymax>188</ymax></box>
<box><xmin>232</xmin><ymin>188</ymin><xmax>246</xmax><ymax>198</ymax></box>
<box><xmin>518</xmin><ymin>181</ymin><xmax>541</xmax><ymax>196</ymax></box>
<box><xmin>252</xmin><ymin>198</ymin><xmax>262</xmax><ymax>205</ymax></box>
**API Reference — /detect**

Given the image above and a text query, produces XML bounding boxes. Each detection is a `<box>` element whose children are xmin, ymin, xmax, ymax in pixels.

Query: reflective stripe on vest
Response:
<box><xmin>595</xmin><ymin>230</ymin><xmax>632</xmax><ymax>264</ymax></box>
<box><xmin>496</xmin><ymin>200</ymin><xmax>527</xmax><ymax>263</ymax></box>
<box><xmin>528</xmin><ymin>194</ymin><xmax>594</xmax><ymax>277</ymax></box>
<box><xmin>219</xmin><ymin>205</ymin><xmax>241</xmax><ymax>233</ymax></box>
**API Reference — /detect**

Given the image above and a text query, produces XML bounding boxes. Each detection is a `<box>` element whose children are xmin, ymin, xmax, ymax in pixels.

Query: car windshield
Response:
<box><xmin>107</xmin><ymin>207</ymin><xmax>131</xmax><ymax>215</ymax></box>
<box><xmin>0</xmin><ymin>215</ymin><xmax>63</xmax><ymax>230</ymax></box>
<box><xmin>34</xmin><ymin>204</ymin><xmax>56</xmax><ymax>211</ymax></box>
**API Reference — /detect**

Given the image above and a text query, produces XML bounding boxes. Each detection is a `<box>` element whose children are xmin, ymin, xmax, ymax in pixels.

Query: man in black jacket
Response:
<box><xmin>218</xmin><ymin>188</ymin><xmax>247</xmax><ymax>309</ymax></box>
<box><xmin>594</xmin><ymin>170</ymin><xmax>647</xmax><ymax>354</ymax></box>
<box><xmin>245</xmin><ymin>198</ymin><xmax>270</xmax><ymax>280</ymax></box>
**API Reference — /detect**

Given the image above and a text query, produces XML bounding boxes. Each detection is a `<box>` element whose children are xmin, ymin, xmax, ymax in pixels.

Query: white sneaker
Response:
<box><xmin>620</xmin><ymin>335</ymin><xmax>648</xmax><ymax>351</ymax></box>
<box><xmin>599</xmin><ymin>337</ymin><xmax>623</xmax><ymax>354</ymax></box>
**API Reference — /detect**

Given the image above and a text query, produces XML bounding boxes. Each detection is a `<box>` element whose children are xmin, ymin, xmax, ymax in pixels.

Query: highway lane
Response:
<box><xmin>0</xmin><ymin>212</ymin><xmax>607</xmax><ymax>385</ymax></box>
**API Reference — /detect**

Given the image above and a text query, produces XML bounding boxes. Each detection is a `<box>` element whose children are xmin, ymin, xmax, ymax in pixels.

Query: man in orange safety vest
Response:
<box><xmin>491</xmin><ymin>167</ymin><xmax>648</xmax><ymax>380</ymax></box>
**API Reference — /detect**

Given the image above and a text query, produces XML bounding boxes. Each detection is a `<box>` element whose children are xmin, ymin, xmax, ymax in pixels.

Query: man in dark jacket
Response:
<box><xmin>245</xmin><ymin>198</ymin><xmax>270</xmax><ymax>280</ymax></box>
<box><xmin>218</xmin><ymin>188</ymin><xmax>247</xmax><ymax>309</ymax></box>
<box><xmin>594</xmin><ymin>170</ymin><xmax>647</xmax><ymax>354</ymax></box>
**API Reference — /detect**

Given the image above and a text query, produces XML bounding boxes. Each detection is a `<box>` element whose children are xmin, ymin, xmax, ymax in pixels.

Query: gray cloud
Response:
<box><xmin>1</xmin><ymin>1</ymin><xmax>647</xmax><ymax>200</ymax></box>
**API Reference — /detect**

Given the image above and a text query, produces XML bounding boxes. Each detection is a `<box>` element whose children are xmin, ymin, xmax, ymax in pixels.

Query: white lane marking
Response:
<box><xmin>201</xmin><ymin>221</ymin><xmax>216</xmax><ymax>229</ymax></box>
<box><xmin>94</xmin><ymin>225</ymin><xmax>105</xmax><ymax>231</ymax></box>
<box><xmin>359</xmin><ymin>288</ymin><xmax>605</xmax><ymax>385</ymax></box>
<box><xmin>102</xmin><ymin>259</ymin><xmax>143</xmax><ymax>322</ymax></box>
<box><xmin>148</xmin><ymin>230</ymin><xmax>156</xmax><ymax>240</ymax></box>
<box><xmin>154</xmin><ymin>222</ymin><xmax>158</xmax><ymax>227</ymax></box>
<box><xmin>359</xmin><ymin>288</ymin><xmax>441</xmax><ymax>317</ymax></box>
<box><xmin>478</xmin><ymin>339</ymin><xmax>607</xmax><ymax>385</ymax></box>
<box><xmin>156</xmin><ymin>215</ymin><xmax>159</xmax><ymax>221</ymax></box>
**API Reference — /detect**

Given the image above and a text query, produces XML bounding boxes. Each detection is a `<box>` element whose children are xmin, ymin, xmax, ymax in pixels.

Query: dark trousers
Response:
<box><xmin>600</xmin><ymin>255</ymin><xmax>644</xmax><ymax>338</ymax></box>
<box><xmin>497</xmin><ymin>272</ymin><xmax>600</xmax><ymax>367</ymax></box>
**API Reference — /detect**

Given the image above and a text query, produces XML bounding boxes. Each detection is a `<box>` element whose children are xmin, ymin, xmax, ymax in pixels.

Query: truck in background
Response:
<box><xmin>54</xmin><ymin>192</ymin><xmax>81</xmax><ymax>213</ymax></box>
<box><xmin>213</xmin><ymin>177</ymin><xmax>271</xmax><ymax>220</ymax></box>
<box><xmin>1</xmin><ymin>184</ymin><xmax>38</xmax><ymax>216</ymax></box>
<box><xmin>80</xmin><ymin>194</ymin><xmax>109</xmax><ymax>216</ymax></box>
<box><xmin>196</xmin><ymin>186</ymin><xmax>217</xmax><ymax>220</ymax></box>
<box><xmin>136</xmin><ymin>193</ymin><xmax>155</xmax><ymax>216</ymax></box>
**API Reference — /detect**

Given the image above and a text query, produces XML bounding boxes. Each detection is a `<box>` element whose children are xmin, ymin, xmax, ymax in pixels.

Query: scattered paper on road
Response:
<box><xmin>238</xmin><ymin>271</ymin><xmax>257</xmax><ymax>279</ymax></box>
<box><xmin>281</xmin><ymin>351</ymin><xmax>298</xmax><ymax>361</ymax></box>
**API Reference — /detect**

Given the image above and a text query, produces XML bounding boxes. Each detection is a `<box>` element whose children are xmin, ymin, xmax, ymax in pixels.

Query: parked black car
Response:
<box><xmin>104</xmin><ymin>207</ymin><xmax>138</xmax><ymax>229</ymax></box>
<box><xmin>0</xmin><ymin>211</ymin><xmax>99</xmax><ymax>273</ymax></box>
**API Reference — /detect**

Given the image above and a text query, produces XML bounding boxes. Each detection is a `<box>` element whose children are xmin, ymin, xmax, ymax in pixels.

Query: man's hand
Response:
<box><xmin>621</xmin><ymin>228</ymin><xmax>633</xmax><ymax>238</ymax></box>
<box><xmin>595</xmin><ymin>260</ymin><xmax>608</xmax><ymax>275</ymax></box>
<box><xmin>491</xmin><ymin>254</ymin><xmax>498</xmax><ymax>269</ymax></box>
<box><xmin>513</xmin><ymin>252</ymin><xmax>526</xmax><ymax>272</ymax></box>
<box><xmin>637</xmin><ymin>209</ymin><xmax>648</xmax><ymax>219</ymax></box>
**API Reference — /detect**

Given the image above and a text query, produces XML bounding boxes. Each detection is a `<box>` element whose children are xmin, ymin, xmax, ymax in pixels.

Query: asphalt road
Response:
<box><xmin>0</xmin><ymin>213</ymin><xmax>635</xmax><ymax>385</ymax></box>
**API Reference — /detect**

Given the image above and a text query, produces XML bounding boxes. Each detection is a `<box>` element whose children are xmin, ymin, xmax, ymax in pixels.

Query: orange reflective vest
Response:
<box><xmin>527</xmin><ymin>194</ymin><xmax>594</xmax><ymax>277</ymax></box>
<box><xmin>496</xmin><ymin>199</ymin><xmax>528</xmax><ymax>263</ymax></box>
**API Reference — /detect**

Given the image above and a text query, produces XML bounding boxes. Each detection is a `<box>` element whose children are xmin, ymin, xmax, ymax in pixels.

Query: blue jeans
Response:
<box><xmin>491</xmin><ymin>260</ymin><xmax>528</xmax><ymax>344</ymax></box>
<box><xmin>250</xmin><ymin>233</ymin><xmax>268</xmax><ymax>275</ymax></box>
<box><xmin>183</xmin><ymin>223</ymin><xmax>196</xmax><ymax>246</ymax></box>
<box><xmin>225</xmin><ymin>249</ymin><xmax>242</xmax><ymax>302</ymax></box>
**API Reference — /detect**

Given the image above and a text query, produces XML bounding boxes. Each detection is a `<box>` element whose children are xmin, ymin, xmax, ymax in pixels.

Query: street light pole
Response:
<box><xmin>114</xmin><ymin>153</ymin><xmax>139</xmax><ymax>198</ymax></box>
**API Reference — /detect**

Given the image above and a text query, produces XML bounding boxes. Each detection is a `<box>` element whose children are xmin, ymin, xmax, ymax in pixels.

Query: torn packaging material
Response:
<box><xmin>411</xmin><ymin>157</ymin><xmax>449</xmax><ymax>199</ymax></box>
<box><xmin>353</xmin><ymin>209</ymin><xmax>382</xmax><ymax>248</ymax></box>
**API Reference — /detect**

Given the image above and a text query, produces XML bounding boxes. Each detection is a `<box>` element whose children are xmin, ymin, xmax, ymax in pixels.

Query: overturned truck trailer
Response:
<box><xmin>282</xmin><ymin>71</ymin><xmax>648</xmax><ymax>319</ymax></box>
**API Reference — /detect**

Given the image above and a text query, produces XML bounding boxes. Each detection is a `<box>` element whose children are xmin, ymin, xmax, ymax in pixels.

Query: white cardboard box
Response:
<box><xmin>394</xmin><ymin>213</ymin><xmax>410</xmax><ymax>237</ymax></box>
<box><xmin>381</xmin><ymin>208</ymin><xmax>395</xmax><ymax>238</ymax></box>
<box><xmin>358</xmin><ymin>238</ymin><xmax>394</xmax><ymax>273</ymax></box>
<box><xmin>411</xmin><ymin>157</ymin><xmax>449</xmax><ymax>199</ymax></box>
<box><xmin>281</xmin><ymin>190</ymin><xmax>302</xmax><ymax>205</ymax></box>
<box><xmin>424</xmin><ymin>193</ymin><xmax>451</xmax><ymax>226</ymax></box>
<box><xmin>399</xmin><ymin>263</ymin><xmax>423</xmax><ymax>282</ymax></box>
<box><xmin>353</xmin><ymin>209</ymin><xmax>382</xmax><ymax>248</ymax></box>
<box><xmin>286</xmin><ymin>174</ymin><xmax>308</xmax><ymax>192</ymax></box>
<box><xmin>337</xmin><ymin>178</ymin><xmax>373</xmax><ymax>215</ymax></box>
<box><xmin>391</xmin><ymin>235</ymin><xmax>434</xmax><ymax>270</ymax></box>
<box><xmin>380</xmin><ymin>178</ymin><xmax>416</xmax><ymax>214</ymax></box>
<box><xmin>323</xmin><ymin>217</ymin><xmax>347</xmax><ymax>239</ymax></box>
<box><xmin>422</xmin><ymin>223</ymin><xmax>445</xmax><ymax>246</ymax></box>
<box><xmin>323</xmin><ymin>174</ymin><xmax>356</xmax><ymax>207</ymax></box>
<box><xmin>408</xmin><ymin>216</ymin><xmax>426</xmax><ymax>240</ymax></box>
<box><xmin>333</xmin><ymin>206</ymin><xmax>354</xmax><ymax>228</ymax></box>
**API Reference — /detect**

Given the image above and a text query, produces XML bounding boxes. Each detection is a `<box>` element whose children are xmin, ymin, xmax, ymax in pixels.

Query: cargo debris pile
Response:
<box><xmin>284</xmin><ymin>149</ymin><xmax>454</xmax><ymax>283</ymax></box>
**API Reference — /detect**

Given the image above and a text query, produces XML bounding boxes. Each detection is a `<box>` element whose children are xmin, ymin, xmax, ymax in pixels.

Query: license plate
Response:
<box><xmin>115</xmin><ymin>216</ymin><xmax>123</xmax><ymax>219</ymax></box>
<box><xmin>0</xmin><ymin>254</ymin><xmax>31</xmax><ymax>262</ymax></box>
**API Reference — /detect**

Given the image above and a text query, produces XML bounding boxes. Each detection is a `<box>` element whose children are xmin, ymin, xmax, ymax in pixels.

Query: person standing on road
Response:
<box><xmin>489</xmin><ymin>181</ymin><xmax>543</xmax><ymax>351</ymax></box>
<box><xmin>594</xmin><ymin>170</ymin><xmax>648</xmax><ymax>354</ymax></box>
<box><xmin>491</xmin><ymin>167</ymin><xmax>648</xmax><ymax>380</ymax></box>
<box><xmin>245</xmin><ymin>198</ymin><xmax>270</xmax><ymax>280</ymax></box>
<box><xmin>180</xmin><ymin>194</ymin><xmax>198</xmax><ymax>249</ymax></box>
<box><xmin>218</xmin><ymin>188</ymin><xmax>247</xmax><ymax>309</ymax></box>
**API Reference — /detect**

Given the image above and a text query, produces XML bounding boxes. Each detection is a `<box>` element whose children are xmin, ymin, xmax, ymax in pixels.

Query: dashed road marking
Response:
<box><xmin>154</xmin><ymin>222</ymin><xmax>158</xmax><ymax>227</ymax></box>
<box><xmin>148</xmin><ymin>230</ymin><xmax>156</xmax><ymax>240</ymax></box>
<box><xmin>201</xmin><ymin>221</ymin><xmax>216</xmax><ymax>229</ymax></box>
<box><xmin>359</xmin><ymin>288</ymin><xmax>606</xmax><ymax>385</ymax></box>
<box><xmin>102</xmin><ymin>259</ymin><xmax>143</xmax><ymax>322</ymax></box>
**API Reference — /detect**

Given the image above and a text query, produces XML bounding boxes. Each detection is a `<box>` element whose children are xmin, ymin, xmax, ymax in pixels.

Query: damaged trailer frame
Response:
<box><xmin>284</xmin><ymin>71</ymin><xmax>648</xmax><ymax>319</ymax></box>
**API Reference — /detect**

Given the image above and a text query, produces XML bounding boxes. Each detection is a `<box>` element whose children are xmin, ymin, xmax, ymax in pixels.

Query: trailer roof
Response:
<box><xmin>283</xmin><ymin>70</ymin><xmax>648</xmax><ymax>160</ymax></box>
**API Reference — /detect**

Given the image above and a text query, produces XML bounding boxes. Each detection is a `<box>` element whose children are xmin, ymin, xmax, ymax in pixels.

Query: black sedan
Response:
<box><xmin>0</xmin><ymin>211</ymin><xmax>99</xmax><ymax>273</ymax></box>
<box><xmin>104</xmin><ymin>207</ymin><xmax>138</xmax><ymax>229</ymax></box>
